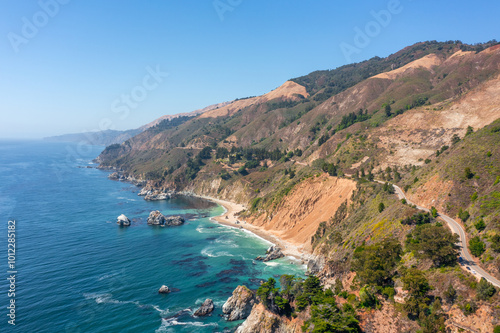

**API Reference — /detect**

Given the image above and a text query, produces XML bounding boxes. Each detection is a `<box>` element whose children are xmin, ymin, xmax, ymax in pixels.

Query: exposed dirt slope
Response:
<box><xmin>373</xmin><ymin>53</ymin><xmax>443</xmax><ymax>80</ymax></box>
<box><xmin>251</xmin><ymin>175</ymin><xmax>356</xmax><ymax>252</ymax></box>
<box><xmin>140</xmin><ymin>100</ymin><xmax>232</xmax><ymax>129</ymax></box>
<box><xmin>199</xmin><ymin>81</ymin><xmax>308</xmax><ymax>118</ymax></box>
<box><xmin>372</xmin><ymin>72</ymin><xmax>500</xmax><ymax>168</ymax></box>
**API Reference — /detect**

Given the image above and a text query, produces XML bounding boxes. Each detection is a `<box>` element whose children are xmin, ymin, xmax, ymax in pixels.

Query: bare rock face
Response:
<box><xmin>116</xmin><ymin>214</ymin><xmax>131</xmax><ymax>226</ymax></box>
<box><xmin>158</xmin><ymin>285</ymin><xmax>170</xmax><ymax>294</ymax></box>
<box><xmin>147</xmin><ymin>211</ymin><xmax>166</xmax><ymax>225</ymax></box>
<box><xmin>164</xmin><ymin>215</ymin><xmax>185</xmax><ymax>226</ymax></box>
<box><xmin>236</xmin><ymin>303</ymin><xmax>300</xmax><ymax>333</ymax></box>
<box><xmin>222</xmin><ymin>285</ymin><xmax>255</xmax><ymax>321</ymax></box>
<box><xmin>139</xmin><ymin>186</ymin><xmax>173</xmax><ymax>201</ymax></box>
<box><xmin>255</xmin><ymin>245</ymin><xmax>284</xmax><ymax>262</ymax></box>
<box><xmin>193</xmin><ymin>299</ymin><xmax>214</xmax><ymax>317</ymax></box>
<box><xmin>147</xmin><ymin>211</ymin><xmax>185</xmax><ymax>226</ymax></box>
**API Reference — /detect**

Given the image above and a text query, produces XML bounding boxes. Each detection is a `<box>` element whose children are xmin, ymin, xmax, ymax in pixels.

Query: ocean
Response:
<box><xmin>0</xmin><ymin>140</ymin><xmax>305</xmax><ymax>333</ymax></box>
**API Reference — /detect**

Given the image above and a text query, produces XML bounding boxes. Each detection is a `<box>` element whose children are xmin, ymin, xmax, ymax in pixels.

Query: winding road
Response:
<box><xmin>379</xmin><ymin>181</ymin><xmax>500</xmax><ymax>288</ymax></box>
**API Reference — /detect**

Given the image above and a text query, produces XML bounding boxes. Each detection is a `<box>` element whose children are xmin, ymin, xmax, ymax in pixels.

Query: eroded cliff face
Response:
<box><xmin>236</xmin><ymin>303</ymin><xmax>304</xmax><ymax>333</ymax></box>
<box><xmin>222</xmin><ymin>285</ymin><xmax>256</xmax><ymax>321</ymax></box>
<box><xmin>250</xmin><ymin>175</ymin><xmax>357</xmax><ymax>252</ymax></box>
<box><xmin>184</xmin><ymin>177</ymin><xmax>253</xmax><ymax>205</ymax></box>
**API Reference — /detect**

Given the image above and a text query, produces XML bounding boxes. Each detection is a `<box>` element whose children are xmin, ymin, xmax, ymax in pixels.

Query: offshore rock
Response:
<box><xmin>116</xmin><ymin>214</ymin><xmax>131</xmax><ymax>226</ymax></box>
<box><xmin>222</xmin><ymin>285</ymin><xmax>255</xmax><ymax>321</ymax></box>
<box><xmin>158</xmin><ymin>285</ymin><xmax>170</xmax><ymax>294</ymax></box>
<box><xmin>255</xmin><ymin>245</ymin><xmax>284</xmax><ymax>262</ymax></box>
<box><xmin>147</xmin><ymin>211</ymin><xmax>185</xmax><ymax>226</ymax></box>
<box><xmin>193</xmin><ymin>299</ymin><xmax>215</xmax><ymax>317</ymax></box>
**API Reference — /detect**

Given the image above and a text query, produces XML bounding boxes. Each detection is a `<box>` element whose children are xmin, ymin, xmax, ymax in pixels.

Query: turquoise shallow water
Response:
<box><xmin>0</xmin><ymin>140</ymin><xmax>305</xmax><ymax>333</ymax></box>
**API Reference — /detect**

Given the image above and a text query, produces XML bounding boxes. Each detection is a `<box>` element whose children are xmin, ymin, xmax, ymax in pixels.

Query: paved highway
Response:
<box><xmin>388</xmin><ymin>182</ymin><xmax>500</xmax><ymax>288</ymax></box>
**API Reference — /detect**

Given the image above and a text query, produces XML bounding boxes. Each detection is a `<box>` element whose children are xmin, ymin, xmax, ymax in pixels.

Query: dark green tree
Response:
<box><xmin>469</xmin><ymin>236</ymin><xmax>486</xmax><ymax>257</ymax></box>
<box><xmin>402</xmin><ymin>268</ymin><xmax>431</xmax><ymax>317</ymax></box>
<box><xmin>476</xmin><ymin>278</ymin><xmax>496</xmax><ymax>300</ymax></box>
<box><xmin>474</xmin><ymin>219</ymin><xmax>486</xmax><ymax>232</ymax></box>
<box><xmin>443</xmin><ymin>283</ymin><xmax>457</xmax><ymax>304</ymax></box>
<box><xmin>430</xmin><ymin>206</ymin><xmax>438</xmax><ymax>218</ymax></box>
<box><xmin>352</xmin><ymin>239</ymin><xmax>402</xmax><ymax>286</ymax></box>
<box><xmin>385</xmin><ymin>104</ymin><xmax>392</xmax><ymax>117</ymax></box>
<box><xmin>405</xmin><ymin>224</ymin><xmax>459</xmax><ymax>267</ymax></box>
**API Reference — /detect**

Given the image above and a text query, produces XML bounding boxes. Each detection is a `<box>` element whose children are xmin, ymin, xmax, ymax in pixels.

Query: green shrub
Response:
<box><xmin>474</xmin><ymin>219</ymin><xmax>486</xmax><ymax>232</ymax></box>
<box><xmin>382</xmin><ymin>286</ymin><xmax>395</xmax><ymax>300</ymax></box>
<box><xmin>460</xmin><ymin>301</ymin><xmax>478</xmax><ymax>315</ymax></box>
<box><xmin>469</xmin><ymin>236</ymin><xmax>486</xmax><ymax>257</ymax></box>
<box><xmin>458</xmin><ymin>208</ymin><xmax>470</xmax><ymax>222</ymax></box>
<box><xmin>431</xmin><ymin>206</ymin><xmax>438</xmax><ymax>218</ymax></box>
<box><xmin>476</xmin><ymin>278</ymin><xmax>496</xmax><ymax>300</ymax></box>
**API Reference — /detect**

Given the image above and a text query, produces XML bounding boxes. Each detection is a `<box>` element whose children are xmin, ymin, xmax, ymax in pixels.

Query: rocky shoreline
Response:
<box><xmin>102</xmin><ymin>168</ymin><xmax>321</xmax><ymax>270</ymax></box>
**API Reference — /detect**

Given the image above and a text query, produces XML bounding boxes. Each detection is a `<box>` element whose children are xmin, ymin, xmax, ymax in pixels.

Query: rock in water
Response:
<box><xmin>116</xmin><ymin>214</ymin><xmax>131</xmax><ymax>226</ymax></box>
<box><xmin>158</xmin><ymin>285</ymin><xmax>170</xmax><ymax>294</ymax></box>
<box><xmin>165</xmin><ymin>215</ymin><xmax>185</xmax><ymax>226</ymax></box>
<box><xmin>193</xmin><ymin>299</ymin><xmax>214</xmax><ymax>317</ymax></box>
<box><xmin>255</xmin><ymin>245</ymin><xmax>284</xmax><ymax>262</ymax></box>
<box><xmin>147</xmin><ymin>211</ymin><xmax>166</xmax><ymax>225</ymax></box>
<box><xmin>222</xmin><ymin>285</ymin><xmax>255</xmax><ymax>321</ymax></box>
<box><xmin>147</xmin><ymin>211</ymin><xmax>185</xmax><ymax>226</ymax></box>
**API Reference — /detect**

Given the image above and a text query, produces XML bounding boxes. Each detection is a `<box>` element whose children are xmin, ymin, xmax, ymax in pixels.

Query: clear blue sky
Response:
<box><xmin>0</xmin><ymin>0</ymin><xmax>498</xmax><ymax>138</ymax></box>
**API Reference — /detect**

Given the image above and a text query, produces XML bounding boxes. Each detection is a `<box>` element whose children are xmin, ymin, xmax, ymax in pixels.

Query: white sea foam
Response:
<box><xmin>84</xmin><ymin>293</ymin><xmax>121</xmax><ymax>304</ymax></box>
<box><xmin>201</xmin><ymin>247</ymin><xmax>234</xmax><ymax>258</ymax></box>
<box><xmin>152</xmin><ymin>305</ymin><xmax>170</xmax><ymax>316</ymax></box>
<box><xmin>159</xmin><ymin>318</ymin><xmax>218</xmax><ymax>327</ymax></box>
<box><xmin>263</xmin><ymin>261</ymin><xmax>280</xmax><ymax>266</ymax></box>
<box><xmin>97</xmin><ymin>271</ymin><xmax>121</xmax><ymax>281</ymax></box>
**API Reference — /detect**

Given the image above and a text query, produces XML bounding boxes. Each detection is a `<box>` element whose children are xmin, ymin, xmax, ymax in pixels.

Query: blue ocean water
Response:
<box><xmin>0</xmin><ymin>140</ymin><xmax>305</xmax><ymax>333</ymax></box>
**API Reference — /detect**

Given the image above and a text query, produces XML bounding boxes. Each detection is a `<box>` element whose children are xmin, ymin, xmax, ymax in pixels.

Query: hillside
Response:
<box><xmin>97</xmin><ymin>40</ymin><xmax>500</xmax><ymax>333</ymax></box>
<box><xmin>44</xmin><ymin>128</ymin><xmax>142</xmax><ymax>146</ymax></box>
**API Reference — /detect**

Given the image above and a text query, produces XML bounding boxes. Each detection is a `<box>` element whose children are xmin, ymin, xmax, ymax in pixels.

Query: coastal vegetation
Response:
<box><xmin>97</xmin><ymin>41</ymin><xmax>500</xmax><ymax>331</ymax></box>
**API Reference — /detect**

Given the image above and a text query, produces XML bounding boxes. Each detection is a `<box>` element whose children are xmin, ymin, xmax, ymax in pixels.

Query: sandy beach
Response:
<box><xmin>189</xmin><ymin>194</ymin><xmax>311</xmax><ymax>262</ymax></box>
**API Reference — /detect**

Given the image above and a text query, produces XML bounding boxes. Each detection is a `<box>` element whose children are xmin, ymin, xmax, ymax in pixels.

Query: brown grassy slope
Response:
<box><xmin>399</xmin><ymin>119</ymin><xmax>500</xmax><ymax>278</ymax></box>
<box><xmin>199</xmin><ymin>80</ymin><xmax>308</xmax><ymax>119</ymax></box>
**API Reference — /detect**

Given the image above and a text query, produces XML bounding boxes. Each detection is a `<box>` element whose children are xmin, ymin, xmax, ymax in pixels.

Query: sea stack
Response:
<box><xmin>193</xmin><ymin>299</ymin><xmax>215</xmax><ymax>317</ymax></box>
<box><xmin>147</xmin><ymin>211</ymin><xmax>185</xmax><ymax>226</ymax></box>
<box><xmin>158</xmin><ymin>285</ymin><xmax>171</xmax><ymax>294</ymax></box>
<box><xmin>222</xmin><ymin>285</ymin><xmax>255</xmax><ymax>321</ymax></box>
<box><xmin>116</xmin><ymin>214</ymin><xmax>131</xmax><ymax>226</ymax></box>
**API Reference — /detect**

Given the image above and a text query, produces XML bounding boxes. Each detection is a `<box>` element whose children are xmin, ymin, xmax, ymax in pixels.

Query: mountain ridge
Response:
<box><xmin>97</xmin><ymin>40</ymin><xmax>500</xmax><ymax>332</ymax></box>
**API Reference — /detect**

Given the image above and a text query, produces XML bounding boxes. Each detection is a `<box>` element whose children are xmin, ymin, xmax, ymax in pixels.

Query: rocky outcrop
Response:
<box><xmin>305</xmin><ymin>255</ymin><xmax>325</xmax><ymax>276</ymax></box>
<box><xmin>116</xmin><ymin>214</ymin><xmax>131</xmax><ymax>226</ymax></box>
<box><xmin>236</xmin><ymin>303</ymin><xmax>302</xmax><ymax>333</ymax></box>
<box><xmin>107</xmin><ymin>171</ymin><xmax>146</xmax><ymax>186</ymax></box>
<box><xmin>222</xmin><ymin>285</ymin><xmax>255</xmax><ymax>321</ymax></box>
<box><xmin>193</xmin><ymin>299</ymin><xmax>214</xmax><ymax>317</ymax></box>
<box><xmin>158</xmin><ymin>285</ymin><xmax>170</xmax><ymax>294</ymax></box>
<box><xmin>147</xmin><ymin>211</ymin><xmax>185</xmax><ymax>226</ymax></box>
<box><xmin>139</xmin><ymin>186</ymin><xmax>174</xmax><ymax>201</ymax></box>
<box><xmin>255</xmin><ymin>245</ymin><xmax>284</xmax><ymax>262</ymax></box>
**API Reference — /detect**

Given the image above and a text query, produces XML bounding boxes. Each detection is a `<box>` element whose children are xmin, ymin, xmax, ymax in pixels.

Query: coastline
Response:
<box><xmin>186</xmin><ymin>193</ymin><xmax>311</xmax><ymax>262</ymax></box>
